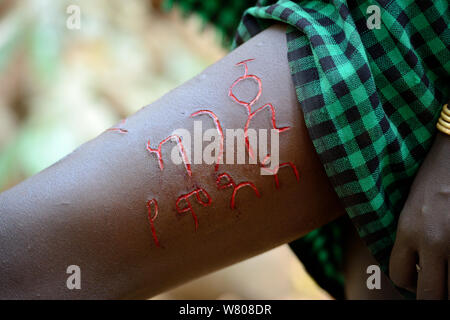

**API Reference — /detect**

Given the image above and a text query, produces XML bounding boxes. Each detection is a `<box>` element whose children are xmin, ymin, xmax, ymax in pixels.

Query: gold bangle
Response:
<box><xmin>441</xmin><ymin>111</ymin><xmax>450</xmax><ymax>123</ymax></box>
<box><xmin>438</xmin><ymin>117</ymin><xmax>450</xmax><ymax>129</ymax></box>
<box><xmin>436</xmin><ymin>104</ymin><xmax>450</xmax><ymax>136</ymax></box>
<box><xmin>442</xmin><ymin>103</ymin><xmax>450</xmax><ymax>114</ymax></box>
<box><xmin>437</xmin><ymin>122</ymin><xmax>450</xmax><ymax>135</ymax></box>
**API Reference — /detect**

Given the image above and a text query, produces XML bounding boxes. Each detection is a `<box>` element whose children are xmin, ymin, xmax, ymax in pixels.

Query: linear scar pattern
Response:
<box><xmin>228</xmin><ymin>58</ymin><xmax>290</xmax><ymax>159</ymax></box>
<box><xmin>107</xmin><ymin>119</ymin><xmax>128</xmax><ymax>133</ymax></box>
<box><xmin>216</xmin><ymin>172</ymin><xmax>260</xmax><ymax>209</ymax></box>
<box><xmin>146</xmin><ymin>135</ymin><xmax>192</xmax><ymax>177</ymax></box>
<box><xmin>136</xmin><ymin>58</ymin><xmax>300</xmax><ymax>247</ymax></box>
<box><xmin>190</xmin><ymin>110</ymin><xmax>224</xmax><ymax>172</ymax></box>
<box><xmin>261</xmin><ymin>158</ymin><xmax>300</xmax><ymax>189</ymax></box>
<box><xmin>175</xmin><ymin>187</ymin><xmax>212</xmax><ymax>230</ymax></box>
<box><xmin>146</xmin><ymin>199</ymin><xmax>160</xmax><ymax>247</ymax></box>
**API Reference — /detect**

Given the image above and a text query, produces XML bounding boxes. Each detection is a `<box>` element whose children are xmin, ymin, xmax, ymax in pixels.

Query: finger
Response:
<box><xmin>417</xmin><ymin>253</ymin><xmax>446</xmax><ymax>300</ymax></box>
<box><xmin>389</xmin><ymin>242</ymin><xmax>418</xmax><ymax>292</ymax></box>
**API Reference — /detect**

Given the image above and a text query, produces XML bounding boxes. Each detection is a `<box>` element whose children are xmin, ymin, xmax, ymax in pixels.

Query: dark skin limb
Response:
<box><xmin>0</xmin><ymin>25</ymin><xmax>345</xmax><ymax>299</ymax></box>
<box><xmin>345</xmin><ymin>132</ymin><xmax>449</xmax><ymax>300</ymax></box>
<box><xmin>390</xmin><ymin>132</ymin><xmax>450</xmax><ymax>299</ymax></box>
<box><xmin>1</xmin><ymin>22</ymin><xmax>447</xmax><ymax>300</ymax></box>
<box><xmin>344</xmin><ymin>224</ymin><xmax>403</xmax><ymax>300</ymax></box>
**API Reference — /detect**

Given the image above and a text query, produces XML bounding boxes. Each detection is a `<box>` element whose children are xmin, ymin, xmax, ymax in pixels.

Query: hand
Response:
<box><xmin>389</xmin><ymin>132</ymin><xmax>449</xmax><ymax>299</ymax></box>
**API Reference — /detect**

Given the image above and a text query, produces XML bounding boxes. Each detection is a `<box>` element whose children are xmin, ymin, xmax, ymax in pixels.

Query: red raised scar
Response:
<box><xmin>228</xmin><ymin>59</ymin><xmax>290</xmax><ymax>159</ymax></box>
<box><xmin>175</xmin><ymin>187</ymin><xmax>212</xmax><ymax>230</ymax></box>
<box><xmin>146</xmin><ymin>199</ymin><xmax>160</xmax><ymax>247</ymax></box>
<box><xmin>107</xmin><ymin>119</ymin><xmax>128</xmax><ymax>133</ymax></box>
<box><xmin>146</xmin><ymin>134</ymin><xmax>192</xmax><ymax>177</ymax></box>
<box><xmin>190</xmin><ymin>110</ymin><xmax>224</xmax><ymax>172</ymax></box>
<box><xmin>216</xmin><ymin>172</ymin><xmax>260</xmax><ymax>209</ymax></box>
<box><xmin>261</xmin><ymin>160</ymin><xmax>300</xmax><ymax>189</ymax></box>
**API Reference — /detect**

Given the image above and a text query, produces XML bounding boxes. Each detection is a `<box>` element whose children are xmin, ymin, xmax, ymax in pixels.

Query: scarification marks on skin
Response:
<box><xmin>175</xmin><ymin>187</ymin><xmax>212</xmax><ymax>231</ymax></box>
<box><xmin>190</xmin><ymin>110</ymin><xmax>224</xmax><ymax>172</ymax></box>
<box><xmin>228</xmin><ymin>58</ymin><xmax>262</xmax><ymax>112</ymax></box>
<box><xmin>146</xmin><ymin>135</ymin><xmax>192</xmax><ymax>177</ymax></box>
<box><xmin>229</xmin><ymin>59</ymin><xmax>290</xmax><ymax>159</ymax></box>
<box><xmin>146</xmin><ymin>199</ymin><xmax>160</xmax><ymax>247</ymax></box>
<box><xmin>216</xmin><ymin>172</ymin><xmax>260</xmax><ymax>210</ymax></box>
<box><xmin>261</xmin><ymin>158</ymin><xmax>300</xmax><ymax>189</ymax></box>
<box><xmin>107</xmin><ymin>119</ymin><xmax>128</xmax><ymax>133</ymax></box>
<box><xmin>140</xmin><ymin>59</ymin><xmax>300</xmax><ymax>246</ymax></box>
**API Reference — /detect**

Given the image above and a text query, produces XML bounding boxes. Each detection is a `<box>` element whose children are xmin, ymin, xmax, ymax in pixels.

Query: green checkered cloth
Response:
<box><xmin>167</xmin><ymin>0</ymin><xmax>450</xmax><ymax>299</ymax></box>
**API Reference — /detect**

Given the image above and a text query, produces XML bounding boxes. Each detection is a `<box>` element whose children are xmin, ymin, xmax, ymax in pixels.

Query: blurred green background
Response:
<box><xmin>0</xmin><ymin>0</ymin><xmax>330</xmax><ymax>299</ymax></box>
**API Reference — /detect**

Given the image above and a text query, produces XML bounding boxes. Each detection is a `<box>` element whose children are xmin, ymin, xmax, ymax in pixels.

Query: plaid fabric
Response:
<box><xmin>166</xmin><ymin>0</ymin><xmax>450</xmax><ymax>299</ymax></box>
<box><xmin>232</xmin><ymin>0</ymin><xmax>449</xmax><ymax>298</ymax></box>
